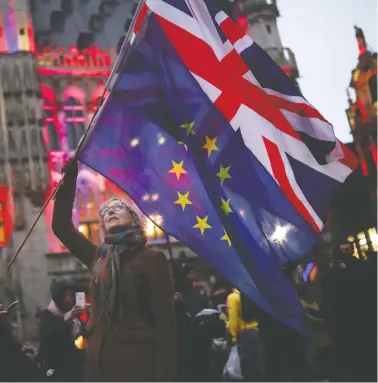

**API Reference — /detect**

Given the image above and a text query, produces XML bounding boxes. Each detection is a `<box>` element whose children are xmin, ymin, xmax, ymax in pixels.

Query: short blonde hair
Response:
<box><xmin>99</xmin><ymin>197</ymin><xmax>146</xmax><ymax>240</ymax></box>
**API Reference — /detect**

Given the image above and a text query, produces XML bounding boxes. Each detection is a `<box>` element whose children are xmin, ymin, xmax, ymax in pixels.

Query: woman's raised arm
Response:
<box><xmin>52</xmin><ymin>159</ymin><xmax>96</xmax><ymax>269</ymax></box>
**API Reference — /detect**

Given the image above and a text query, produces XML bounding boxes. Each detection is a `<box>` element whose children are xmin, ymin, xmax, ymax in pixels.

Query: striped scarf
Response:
<box><xmin>91</xmin><ymin>227</ymin><xmax>146</xmax><ymax>323</ymax></box>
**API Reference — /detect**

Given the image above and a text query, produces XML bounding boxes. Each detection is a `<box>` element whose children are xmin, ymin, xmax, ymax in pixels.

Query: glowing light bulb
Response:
<box><xmin>130</xmin><ymin>138</ymin><xmax>139</xmax><ymax>147</ymax></box>
<box><xmin>157</xmin><ymin>135</ymin><xmax>166</xmax><ymax>145</ymax></box>
<box><xmin>74</xmin><ymin>336</ymin><xmax>87</xmax><ymax>350</ymax></box>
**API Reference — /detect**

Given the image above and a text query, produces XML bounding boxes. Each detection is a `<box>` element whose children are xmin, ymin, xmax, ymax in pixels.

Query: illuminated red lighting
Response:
<box><xmin>79</xmin><ymin>296</ymin><xmax>91</xmax><ymax>323</ymax></box>
<box><xmin>0</xmin><ymin>186</ymin><xmax>12</xmax><ymax>247</ymax></box>
<box><xmin>38</xmin><ymin>68</ymin><xmax>112</xmax><ymax>77</ymax></box>
<box><xmin>26</xmin><ymin>11</ymin><xmax>36</xmax><ymax>53</ymax></box>
<box><xmin>282</xmin><ymin>67</ymin><xmax>293</xmax><ymax>77</ymax></box>
<box><xmin>357</xmin><ymin>37</ymin><xmax>367</xmax><ymax>58</ymax></box>
<box><xmin>237</xmin><ymin>16</ymin><xmax>248</xmax><ymax>32</ymax></box>
<box><xmin>361</xmin><ymin>160</ymin><xmax>368</xmax><ymax>175</ymax></box>
<box><xmin>0</xmin><ymin>24</ymin><xmax>6</xmax><ymax>53</ymax></box>
<box><xmin>37</xmin><ymin>46</ymin><xmax>115</xmax><ymax>76</ymax></box>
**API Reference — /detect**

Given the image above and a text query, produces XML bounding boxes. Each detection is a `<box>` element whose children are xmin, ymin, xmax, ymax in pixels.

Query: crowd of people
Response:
<box><xmin>1</xmin><ymin>249</ymin><xmax>376</xmax><ymax>382</ymax></box>
<box><xmin>0</xmin><ymin>158</ymin><xmax>376</xmax><ymax>382</ymax></box>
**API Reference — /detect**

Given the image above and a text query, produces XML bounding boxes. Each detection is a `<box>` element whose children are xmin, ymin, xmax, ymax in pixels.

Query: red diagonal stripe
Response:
<box><xmin>338</xmin><ymin>141</ymin><xmax>358</xmax><ymax>169</ymax></box>
<box><xmin>134</xmin><ymin>3</ymin><xmax>149</xmax><ymax>34</ymax></box>
<box><xmin>219</xmin><ymin>17</ymin><xmax>246</xmax><ymax>45</ymax></box>
<box><xmin>214</xmin><ymin>91</ymin><xmax>242</xmax><ymax>121</ymax></box>
<box><xmin>263</xmin><ymin>137</ymin><xmax>321</xmax><ymax>232</ymax></box>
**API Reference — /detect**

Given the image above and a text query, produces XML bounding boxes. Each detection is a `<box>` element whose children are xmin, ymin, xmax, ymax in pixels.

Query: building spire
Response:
<box><xmin>354</xmin><ymin>25</ymin><xmax>367</xmax><ymax>58</ymax></box>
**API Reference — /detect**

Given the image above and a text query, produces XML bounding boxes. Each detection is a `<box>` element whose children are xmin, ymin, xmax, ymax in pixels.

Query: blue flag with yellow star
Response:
<box><xmin>78</xmin><ymin>1</ymin><xmax>353</xmax><ymax>335</ymax></box>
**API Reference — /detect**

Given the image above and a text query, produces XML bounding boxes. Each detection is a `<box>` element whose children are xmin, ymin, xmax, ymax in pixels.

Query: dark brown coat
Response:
<box><xmin>52</xmin><ymin>173</ymin><xmax>178</xmax><ymax>382</ymax></box>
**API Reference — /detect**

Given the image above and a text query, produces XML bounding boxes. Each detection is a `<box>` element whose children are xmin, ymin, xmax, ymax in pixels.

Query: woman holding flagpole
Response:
<box><xmin>52</xmin><ymin>158</ymin><xmax>178</xmax><ymax>382</ymax></box>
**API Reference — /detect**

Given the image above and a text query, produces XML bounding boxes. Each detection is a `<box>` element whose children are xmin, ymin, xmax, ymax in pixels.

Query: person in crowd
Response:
<box><xmin>209</xmin><ymin>289</ymin><xmax>230</xmax><ymax>381</ymax></box>
<box><xmin>38</xmin><ymin>280</ymin><xmax>88</xmax><ymax>381</ymax></box>
<box><xmin>190</xmin><ymin>303</ymin><xmax>226</xmax><ymax>381</ymax></box>
<box><xmin>52</xmin><ymin>158</ymin><xmax>178</xmax><ymax>382</ymax></box>
<box><xmin>182</xmin><ymin>268</ymin><xmax>209</xmax><ymax>316</ymax></box>
<box><xmin>172</xmin><ymin>263</ymin><xmax>195</xmax><ymax>381</ymax></box>
<box><xmin>0</xmin><ymin>303</ymin><xmax>40</xmax><ymax>382</ymax></box>
<box><xmin>321</xmin><ymin>244</ymin><xmax>377</xmax><ymax>382</ymax></box>
<box><xmin>227</xmin><ymin>288</ymin><xmax>266</xmax><ymax>382</ymax></box>
<box><xmin>265</xmin><ymin>262</ymin><xmax>325</xmax><ymax>382</ymax></box>
<box><xmin>173</xmin><ymin>291</ymin><xmax>193</xmax><ymax>381</ymax></box>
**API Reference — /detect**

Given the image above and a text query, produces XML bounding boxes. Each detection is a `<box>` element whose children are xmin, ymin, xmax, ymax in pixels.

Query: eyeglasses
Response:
<box><xmin>100</xmin><ymin>202</ymin><xmax>127</xmax><ymax>218</ymax></box>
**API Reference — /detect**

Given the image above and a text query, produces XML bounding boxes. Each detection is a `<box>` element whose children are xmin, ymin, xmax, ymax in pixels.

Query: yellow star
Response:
<box><xmin>178</xmin><ymin>141</ymin><xmax>188</xmax><ymax>151</ymax></box>
<box><xmin>202</xmin><ymin>136</ymin><xmax>219</xmax><ymax>157</ymax></box>
<box><xmin>180</xmin><ymin>121</ymin><xmax>195</xmax><ymax>136</ymax></box>
<box><xmin>216</xmin><ymin>164</ymin><xmax>231</xmax><ymax>185</ymax></box>
<box><xmin>169</xmin><ymin>160</ymin><xmax>187</xmax><ymax>180</ymax></box>
<box><xmin>220</xmin><ymin>198</ymin><xmax>232</xmax><ymax>215</ymax></box>
<box><xmin>174</xmin><ymin>191</ymin><xmax>193</xmax><ymax>211</ymax></box>
<box><xmin>221</xmin><ymin>230</ymin><xmax>231</xmax><ymax>247</ymax></box>
<box><xmin>193</xmin><ymin>216</ymin><xmax>212</xmax><ymax>235</ymax></box>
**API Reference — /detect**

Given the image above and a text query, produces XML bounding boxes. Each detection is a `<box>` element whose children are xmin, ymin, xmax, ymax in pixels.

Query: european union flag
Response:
<box><xmin>79</xmin><ymin>0</ymin><xmax>355</xmax><ymax>335</ymax></box>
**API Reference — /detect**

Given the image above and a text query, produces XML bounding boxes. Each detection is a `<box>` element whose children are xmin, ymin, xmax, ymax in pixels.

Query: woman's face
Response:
<box><xmin>101</xmin><ymin>200</ymin><xmax>134</xmax><ymax>234</ymax></box>
<box><xmin>60</xmin><ymin>289</ymin><xmax>74</xmax><ymax>313</ymax></box>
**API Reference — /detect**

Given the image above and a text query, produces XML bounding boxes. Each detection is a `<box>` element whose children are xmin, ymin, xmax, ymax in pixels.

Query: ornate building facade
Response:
<box><xmin>343</xmin><ymin>26</ymin><xmax>377</xmax><ymax>257</ymax></box>
<box><xmin>346</xmin><ymin>27</ymin><xmax>377</xmax><ymax>195</ymax></box>
<box><xmin>0</xmin><ymin>0</ymin><xmax>302</xmax><ymax>340</ymax></box>
<box><xmin>0</xmin><ymin>0</ymin><xmax>50</xmax><ymax>340</ymax></box>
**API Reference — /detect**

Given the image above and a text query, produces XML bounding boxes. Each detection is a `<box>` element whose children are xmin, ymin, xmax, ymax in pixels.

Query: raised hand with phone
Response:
<box><xmin>63</xmin><ymin>292</ymin><xmax>89</xmax><ymax>322</ymax></box>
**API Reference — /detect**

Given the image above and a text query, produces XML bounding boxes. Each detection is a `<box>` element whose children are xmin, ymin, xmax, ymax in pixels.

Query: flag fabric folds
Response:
<box><xmin>79</xmin><ymin>0</ymin><xmax>357</xmax><ymax>335</ymax></box>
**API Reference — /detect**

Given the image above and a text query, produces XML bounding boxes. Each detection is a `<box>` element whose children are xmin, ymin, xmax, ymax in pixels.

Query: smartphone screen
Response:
<box><xmin>75</xmin><ymin>292</ymin><xmax>85</xmax><ymax>308</ymax></box>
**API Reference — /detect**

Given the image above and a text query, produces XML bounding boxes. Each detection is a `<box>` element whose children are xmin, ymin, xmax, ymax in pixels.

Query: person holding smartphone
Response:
<box><xmin>38</xmin><ymin>280</ymin><xmax>89</xmax><ymax>382</ymax></box>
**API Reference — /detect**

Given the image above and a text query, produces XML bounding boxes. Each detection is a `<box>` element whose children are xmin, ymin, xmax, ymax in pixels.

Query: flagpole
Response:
<box><xmin>7</xmin><ymin>0</ymin><xmax>146</xmax><ymax>268</ymax></box>
<box><xmin>165</xmin><ymin>233</ymin><xmax>174</xmax><ymax>261</ymax></box>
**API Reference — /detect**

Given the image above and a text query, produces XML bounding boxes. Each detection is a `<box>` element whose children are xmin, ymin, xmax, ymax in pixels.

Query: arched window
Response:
<box><xmin>63</xmin><ymin>96</ymin><xmax>86</xmax><ymax>150</ymax></box>
<box><xmin>75</xmin><ymin>174</ymin><xmax>101</xmax><ymax>244</ymax></box>
<box><xmin>41</xmin><ymin>86</ymin><xmax>60</xmax><ymax>150</ymax></box>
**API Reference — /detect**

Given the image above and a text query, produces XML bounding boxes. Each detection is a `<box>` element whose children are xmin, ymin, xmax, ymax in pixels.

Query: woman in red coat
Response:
<box><xmin>52</xmin><ymin>159</ymin><xmax>178</xmax><ymax>382</ymax></box>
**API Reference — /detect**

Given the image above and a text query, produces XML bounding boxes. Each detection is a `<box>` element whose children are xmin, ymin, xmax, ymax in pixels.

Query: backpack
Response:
<box><xmin>240</xmin><ymin>293</ymin><xmax>257</xmax><ymax>323</ymax></box>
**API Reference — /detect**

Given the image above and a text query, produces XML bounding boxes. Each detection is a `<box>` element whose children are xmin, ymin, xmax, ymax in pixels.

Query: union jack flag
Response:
<box><xmin>130</xmin><ymin>0</ymin><xmax>357</xmax><ymax>234</ymax></box>
<box><xmin>80</xmin><ymin>0</ymin><xmax>357</xmax><ymax>333</ymax></box>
